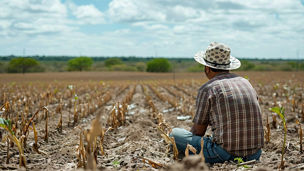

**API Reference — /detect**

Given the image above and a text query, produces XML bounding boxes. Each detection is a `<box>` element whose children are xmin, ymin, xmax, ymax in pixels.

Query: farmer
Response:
<box><xmin>170</xmin><ymin>42</ymin><xmax>264</xmax><ymax>164</ymax></box>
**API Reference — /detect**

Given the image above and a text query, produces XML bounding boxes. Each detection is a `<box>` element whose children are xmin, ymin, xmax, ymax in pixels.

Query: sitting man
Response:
<box><xmin>170</xmin><ymin>42</ymin><xmax>264</xmax><ymax>164</ymax></box>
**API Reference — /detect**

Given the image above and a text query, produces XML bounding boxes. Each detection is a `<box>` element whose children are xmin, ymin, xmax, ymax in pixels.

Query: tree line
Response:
<box><xmin>0</xmin><ymin>56</ymin><xmax>303</xmax><ymax>73</ymax></box>
<box><xmin>0</xmin><ymin>57</ymin><xmax>172</xmax><ymax>73</ymax></box>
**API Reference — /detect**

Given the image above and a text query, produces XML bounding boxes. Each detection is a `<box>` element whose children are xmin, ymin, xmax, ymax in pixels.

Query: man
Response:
<box><xmin>170</xmin><ymin>42</ymin><xmax>264</xmax><ymax>164</ymax></box>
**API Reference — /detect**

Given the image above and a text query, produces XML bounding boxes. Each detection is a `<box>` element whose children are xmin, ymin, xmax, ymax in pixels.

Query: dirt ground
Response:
<box><xmin>0</xmin><ymin>71</ymin><xmax>304</xmax><ymax>170</ymax></box>
<box><xmin>1</xmin><ymin>71</ymin><xmax>304</xmax><ymax>83</ymax></box>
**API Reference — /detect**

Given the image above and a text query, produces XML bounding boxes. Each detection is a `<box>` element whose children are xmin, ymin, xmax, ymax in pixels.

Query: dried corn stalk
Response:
<box><xmin>117</xmin><ymin>103</ymin><xmax>126</xmax><ymax>126</ymax></box>
<box><xmin>32</xmin><ymin>122</ymin><xmax>39</xmax><ymax>153</ymax></box>
<box><xmin>265</xmin><ymin>115</ymin><xmax>271</xmax><ymax>143</ymax></box>
<box><xmin>292</xmin><ymin>98</ymin><xmax>296</xmax><ymax>112</ymax></box>
<box><xmin>149</xmin><ymin>100</ymin><xmax>156</xmax><ymax>113</ymax></box>
<box><xmin>56</xmin><ymin>104</ymin><xmax>62</xmax><ymax>133</ymax></box>
<box><xmin>107</xmin><ymin>105</ymin><xmax>119</xmax><ymax>129</ymax></box>
<box><xmin>73</xmin><ymin>94</ymin><xmax>79</xmax><ymax>126</ymax></box>
<box><xmin>99</xmin><ymin>138</ymin><xmax>105</xmax><ymax>156</ymax></box>
<box><xmin>44</xmin><ymin>109</ymin><xmax>48</xmax><ymax>142</ymax></box>
<box><xmin>77</xmin><ymin>131</ymin><xmax>86</xmax><ymax>168</ymax></box>
<box><xmin>185</xmin><ymin>144</ymin><xmax>197</xmax><ymax>157</ymax></box>
<box><xmin>156</xmin><ymin>113</ymin><xmax>165</xmax><ymax>124</ymax></box>
<box><xmin>23</xmin><ymin>106</ymin><xmax>48</xmax><ymax>148</ymax></box>
<box><xmin>158</xmin><ymin>122</ymin><xmax>171</xmax><ymax>135</ymax></box>
<box><xmin>199</xmin><ymin>138</ymin><xmax>205</xmax><ymax>162</ymax></box>
<box><xmin>157</xmin><ymin>126</ymin><xmax>179</xmax><ymax>160</ymax></box>
<box><xmin>273</xmin><ymin>93</ymin><xmax>277</xmax><ymax>106</ymax></box>
<box><xmin>296</xmin><ymin>120</ymin><xmax>303</xmax><ymax>153</ymax></box>
<box><xmin>85</xmin><ymin>113</ymin><xmax>104</xmax><ymax>170</ymax></box>
<box><xmin>93</xmin><ymin>137</ymin><xmax>98</xmax><ymax>164</ymax></box>
<box><xmin>272</xmin><ymin>114</ymin><xmax>277</xmax><ymax>129</ymax></box>
<box><xmin>139</xmin><ymin>157</ymin><xmax>164</xmax><ymax>169</ymax></box>
<box><xmin>1</xmin><ymin>117</ymin><xmax>27</xmax><ymax>168</ymax></box>
<box><xmin>6</xmin><ymin>139</ymin><xmax>9</xmax><ymax>164</ymax></box>
<box><xmin>3</xmin><ymin>102</ymin><xmax>10</xmax><ymax>119</ymax></box>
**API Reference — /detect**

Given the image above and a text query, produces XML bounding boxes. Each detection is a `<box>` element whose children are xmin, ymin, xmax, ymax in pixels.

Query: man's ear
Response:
<box><xmin>205</xmin><ymin>66</ymin><xmax>209</xmax><ymax>74</ymax></box>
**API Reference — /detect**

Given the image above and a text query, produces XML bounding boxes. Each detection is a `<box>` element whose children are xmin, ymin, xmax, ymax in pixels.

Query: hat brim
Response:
<box><xmin>194</xmin><ymin>51</ymin><xmax>241</xmax><ymax>70</ymax></box>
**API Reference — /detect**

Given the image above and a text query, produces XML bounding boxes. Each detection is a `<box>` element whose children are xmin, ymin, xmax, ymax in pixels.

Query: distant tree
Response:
<box><xmin>8</xmin><ymin>57</ymin><xmax>40</xmax><ymax>73</ymax></box>
<box><xmin>146</xmin><ymin>58</ymin><xmax>171</xmax><ymax>72</ymax></box>
<box><xmin>67</xmin><ymin>57</ymin><xmax>93</xmax><ymax>71</ymax></box>
<box><xmin>135</xmin><ymin>62</ymin><xmax>146</xmax><ymax>72</ymax></box>
<box><xmin>187</xmin><ymin>64</ymin><xmax>204</xmax><ymax>72</ymax></box>
<box><xmin>104</xmin><ymin>58</ymin><xmax>123</xmax><ymax>67</ymax></box>
<box><xmin>300</xmin><ymin>63</ymin><xmax>304</xmax><ymax>71</ymax></box>
<box><xmin>0</xmin><ymin>62</ymin><xmax>6</xmax><ymax>73</ymax></box>
<box><xmin>239</xmin><ymin>60</ymin><xmax>255</xmax><ymax>71</ymax></box>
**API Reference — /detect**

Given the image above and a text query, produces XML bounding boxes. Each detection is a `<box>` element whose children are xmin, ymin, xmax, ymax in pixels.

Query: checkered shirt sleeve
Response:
<box><xmin>193</xmin><ymin>87</ymin><xmax>211</xmax><ymax>125</ymax></box>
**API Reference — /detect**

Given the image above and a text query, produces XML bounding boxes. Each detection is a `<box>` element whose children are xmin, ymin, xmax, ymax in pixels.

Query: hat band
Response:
<box><xmin>204</xmin><ymin>58</ymin><xmax>231</xmax><ymax>66</ymax></box>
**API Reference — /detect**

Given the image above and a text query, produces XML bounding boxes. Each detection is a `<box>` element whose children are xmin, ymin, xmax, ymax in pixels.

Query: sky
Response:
<box><xmin>0</xmin><ymin>0</ymin><xmax>304</xmax><ymax>59</ymax></box>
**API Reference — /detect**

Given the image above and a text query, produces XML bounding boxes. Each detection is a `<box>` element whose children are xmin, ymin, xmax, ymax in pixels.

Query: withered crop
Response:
<box><xmin>296</xmin><ymin>120</ymin><xmax>303</xmax><ymax>153</ymax></box>
<box><xmin>0</xmin><ymin>117</ymin><xmax>27</xmax><ymax>168</ymax></box>
<box><xmin>271</xmin><ymin>107</ymin><xmax>287</xmax><ymax>169</ymax></box>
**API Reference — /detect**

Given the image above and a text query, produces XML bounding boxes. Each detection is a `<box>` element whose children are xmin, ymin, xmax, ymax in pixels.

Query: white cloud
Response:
<box><xmin>0</xmin><ymin>0</ymin><xmax>105</xmax><ymax>38</ymax></box>
<box><xmin>132</xmin><ymin>22</ymin><xmax>169</xmax><ymax>31</ymax></box>
<box><xmin>68</xmin><ymin>3</ymin><xmax>105</xmax><ymax>24</ymax></box>
<box><xmin>73</xmin><ymin>5</ymin><xmax>103</xmax><ymax>18</ymax></box>
<box><xmin>0</xmin><ymin>0</ymin><xmax>71</xmax><ymax>37</ymax></box>
<box><xmin>172</xmin><ymin>5</ymin><xmax>198</xmax><ymax>18</ymax></box>
<box><xmin>108</xmin><ymin>0</ymin><xmax>166</xmax><ymax>22</ymax></box>
<box><xmin>105</xmin><ymin>0</ymin><xmax>304</xmax><ymax>58</ymax></box>
<box><xmin>0</xmin><ymin>0</ymin><xmax>303</xmax><ymax>58</ymax></box>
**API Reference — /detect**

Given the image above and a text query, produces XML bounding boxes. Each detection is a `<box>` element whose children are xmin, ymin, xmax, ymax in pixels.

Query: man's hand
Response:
<box><xmin>191</xmin><ymin>123</ymin><xmax>208</xmax><ymax>136</ymax></box>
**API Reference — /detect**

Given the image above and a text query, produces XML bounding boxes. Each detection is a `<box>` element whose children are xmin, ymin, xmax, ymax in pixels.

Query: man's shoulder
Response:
<box><xmin>198</xmin><ymin>78</ymin><xmax>218</xmax><ymax>92</ymax></box>
<box><xmin>198</xmin><ymin>73</ymin><xmax>243</xmax><ymax>92</ymax></box>
<box><xmin>198</xmin><ymin>83</ymin><xmax>211</xmax><ymax>93</ymax></box>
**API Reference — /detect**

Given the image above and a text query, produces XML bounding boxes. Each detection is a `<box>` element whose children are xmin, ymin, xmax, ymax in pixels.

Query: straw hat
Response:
<box><xmin>194</xmin><ymin>42</ymin><xmax>241</xmax><ymax>70</ymax></box>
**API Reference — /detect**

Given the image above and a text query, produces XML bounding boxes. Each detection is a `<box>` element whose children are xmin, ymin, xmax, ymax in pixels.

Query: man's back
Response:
<box><xmin>194</xmin><ymin>73</ymin><xmax>264</xmax><ymax>156</ymax></box>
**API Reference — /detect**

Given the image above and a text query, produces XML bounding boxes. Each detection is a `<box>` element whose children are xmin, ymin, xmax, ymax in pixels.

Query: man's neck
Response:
<box><xmin>209</xmin><ymin>71</ymin><xmax>229</xmax><ymax>79</ymax></box>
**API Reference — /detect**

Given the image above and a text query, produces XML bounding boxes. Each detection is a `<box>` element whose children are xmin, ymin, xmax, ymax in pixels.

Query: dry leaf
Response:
<box><xmin>139</xmin><ymin>157</ymin><xmax>164</xmax><ymax>169</ymax></box>
<box><xmin>185</xmin><ymin>144</ymin><xmax>189</xmax><ymax>157</ymax></box>
<box><xmin>171</xmin><ymin>137</ymin><xmax>179</xmax><ymax>160</ymax></box>
<box><xmin>157</xmin><ymin>125</ymin><xmax>178</xmax><ymax>160</ymax></box>
<box><xmin>187</xmin><ymin>144</ymin><xmax>197</xmax><ymax>154</ymax></box>
<box><xmin>200</xmin><ymin>138</ymin><xmax>205</xmax><ymax>162</ymax></box>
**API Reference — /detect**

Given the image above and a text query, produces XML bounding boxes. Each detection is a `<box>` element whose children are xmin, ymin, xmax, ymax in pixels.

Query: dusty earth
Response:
<box><xmin>0</xmin><ymin>71</ymin><xmax>304</xmax><ymax>170</ymax></box>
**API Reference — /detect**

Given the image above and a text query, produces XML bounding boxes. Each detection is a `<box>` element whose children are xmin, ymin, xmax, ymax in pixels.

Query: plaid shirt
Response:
<box><xmin>193</xmin><ymin>73</ymin><xmax>264</xmax><ymax>156</ymax></box>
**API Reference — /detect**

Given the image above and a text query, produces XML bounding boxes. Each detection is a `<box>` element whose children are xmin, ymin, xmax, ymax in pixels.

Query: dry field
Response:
<box><xmin>0</xmin><ymin>71</ymin><xmax>304</xmax><ymax>170</ymax></box>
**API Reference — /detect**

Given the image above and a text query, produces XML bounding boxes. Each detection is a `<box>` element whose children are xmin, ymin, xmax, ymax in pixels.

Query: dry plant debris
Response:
<box><xmin>1</xmin><ymin>72</ymin><xmax>304</xmax><ymax>170</ymax></box>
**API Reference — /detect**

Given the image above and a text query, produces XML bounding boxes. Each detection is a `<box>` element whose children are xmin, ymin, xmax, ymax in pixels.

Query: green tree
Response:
<box><xmin>104</xmin><ymin>58</ymin><xmax>123</xmax><ymax>68</ymax></box>
<box><xmin>300</xmin><ymin>63</ymin><xmax>304</xmax><ymax>71</ymax></box>
<box><xmin>146</xmin><ymin>58</ymin><xmax>171</xmax><ymax>72</ymax></box>
<box><xmin>187</xmin><ymin>64</ymin><xmax>204</xmax><ymax>72</ymax></box>
<box><xmin>0</xmin><ymin>62</ymin><xmax>6</xmax><ymax>73</ymax></box>
<box><xmin>135</xmin><ymin>62</ymin><xmax>146</xmax><ymax>72</ymax></box>
<box><xmin>238</xmin><ymin>60</ymin><xmax>255</xmax><ymax>71</ymax></box>
<box><xmin>68</xmin><ymin>57</ymin><xmax>93</xmax><ymax>71</ymax></box>
<box><xmin>8</xmin><ymin>57</ymin><xmax>40</xmax><ymax>73</ymax></box>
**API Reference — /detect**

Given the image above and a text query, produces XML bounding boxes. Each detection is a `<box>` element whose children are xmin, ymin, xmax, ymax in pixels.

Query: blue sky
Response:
<box><xmin>0</xmin><ymin>0</ymin><xmax>303</xmax><ymax>59</ymax></box>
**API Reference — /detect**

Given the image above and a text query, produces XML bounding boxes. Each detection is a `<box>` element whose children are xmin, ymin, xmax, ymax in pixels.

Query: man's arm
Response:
<box><xmin>191</xmin><ymin>123</ymin><xmax>208</xmax><ymax>136</ymax></box>
<box><xmin>192</xmin><ymin>88</ymin><xmax>211</xmax><ymax>136</ymax></box>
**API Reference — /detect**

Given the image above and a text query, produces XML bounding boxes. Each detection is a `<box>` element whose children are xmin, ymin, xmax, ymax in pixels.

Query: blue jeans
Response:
<box><xmin>169</xmin><ymin>128</ymin><xmax>262</xmax><ymax>164</ymax></box>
